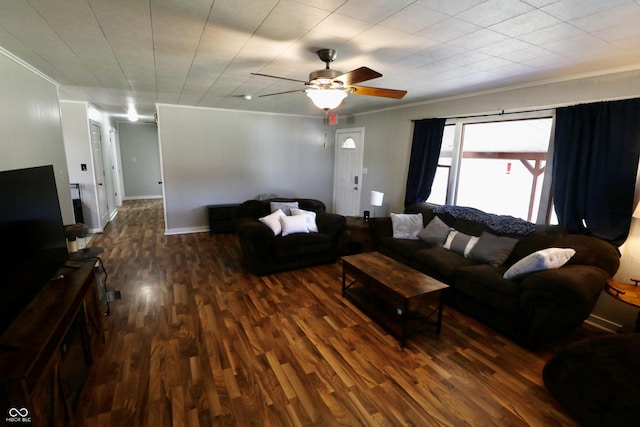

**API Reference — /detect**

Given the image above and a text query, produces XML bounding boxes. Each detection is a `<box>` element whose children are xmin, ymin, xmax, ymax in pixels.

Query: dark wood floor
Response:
<box><xmin>75</xmin><ymin>199</ymin><xmax>607</xmax><ymax>426</ymax></box>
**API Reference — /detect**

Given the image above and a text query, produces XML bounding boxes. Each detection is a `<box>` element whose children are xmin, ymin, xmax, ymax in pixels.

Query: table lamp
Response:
<box><xmin>370</xmin><ymin>191</ymin><xmax>384</xmax><ymax>217</ymax></box>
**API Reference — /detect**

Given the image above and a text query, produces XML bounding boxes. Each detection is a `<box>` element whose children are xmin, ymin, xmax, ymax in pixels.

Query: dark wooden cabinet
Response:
<box><xmin>0</xmin><ymin>259</ymin><xmax>104</xmax><ymax>426</ymax></box>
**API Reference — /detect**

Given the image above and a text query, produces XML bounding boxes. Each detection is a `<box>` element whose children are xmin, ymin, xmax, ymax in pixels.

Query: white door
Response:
<box><xmin>90</xmin><ymin>122</ymin><xmax>109</xmax><ymax>229</ymax></box>
<box><xmin>333</xmin><ymin>127</ymin><xmax>364</xmax><ymax>216</ymax></box>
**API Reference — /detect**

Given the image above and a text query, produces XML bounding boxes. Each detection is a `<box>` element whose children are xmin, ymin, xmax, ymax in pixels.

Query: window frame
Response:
<box><xmin>434</xmin><ymin>109</ymin><xmax>556</xmax><ymax>223</ymax></box>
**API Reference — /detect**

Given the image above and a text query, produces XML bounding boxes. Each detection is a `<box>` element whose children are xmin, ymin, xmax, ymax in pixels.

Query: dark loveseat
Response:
<box><xmin>234</xmin><ymin>198</ymin><xmax>346</xmax><ymax>276</ymax></box>
<box><xmin>369</xmin><ymin>203</ymin><xmax>620</xmax><ymax>348</ymax></box>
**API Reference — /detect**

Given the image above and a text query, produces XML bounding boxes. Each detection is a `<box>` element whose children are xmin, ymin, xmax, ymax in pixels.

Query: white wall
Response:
<box><xmin>60</xmin><ymin>101</ymin><xmax>118</xmax><ymax>231</ymax></box>
<box><xmin>0</xmin><ymin>49</ymin><xmax>73</xmax><ymax>224</ymax></box>
<box><xmin>157</xmin><ymin>104</ymin><xmax>332</xmax><ymax>234</ymax></box>
<box><xmin>118</xmin><ymin>122</ymin><xmax>162</xmax><ymax>200</ymax></box>
<box><xmin>342</xmin><ymin>67</ymin><xmax>640</xmax><ymax>330</ymax></box>
<box><xmin>60</xmin><ymin>101</ymin><xmax>100</xmax><ymax>230</ymax></box>
<box><xmin>88</xmin><ymin>105</ymin><xmax>118</xmax><ymax>219</ymax></box>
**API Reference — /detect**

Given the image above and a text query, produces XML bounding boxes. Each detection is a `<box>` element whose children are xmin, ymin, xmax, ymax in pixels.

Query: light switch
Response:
<box><xmin>81</xmin><ymin>164</ymin><xmax>87</xmax><ymax>171</ymax></box>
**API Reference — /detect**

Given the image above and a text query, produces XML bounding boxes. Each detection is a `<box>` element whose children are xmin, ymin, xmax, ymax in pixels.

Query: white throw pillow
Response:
<box><xmin>291</xmin><ymin>208</ymin><xmax>318</xmax><ymax>233</ymax></box>
<box><xmin>503</xmin><ymin>247</ymin><xmax>576</xmax><ymax>280</ymax></box>
<box><xmin>391</xmin><ymin>213</ymin><xmax>423</xmax><ymax>240</ymax></box>
<box><xmin>258</xmin><ymin>209</ymin><xmax>286</xmax><ymax>235</ymax></box>
<box><xmin>280</xmin><ymin>214</ymin><xmax>310</xmax><ymax>236</ymax></box>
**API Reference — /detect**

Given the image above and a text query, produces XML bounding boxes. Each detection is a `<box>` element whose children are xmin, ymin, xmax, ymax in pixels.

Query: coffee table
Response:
<box><xmin>341</xmin><ymin>251</ymin><xmax>449</xmax><ymax>346</ymax></box>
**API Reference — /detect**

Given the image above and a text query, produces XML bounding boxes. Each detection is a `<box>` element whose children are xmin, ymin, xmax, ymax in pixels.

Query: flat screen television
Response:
<box><xmin>0</xmin><ymin>165</ymin><xmax>69</xmax><ymax>336</ymax></box>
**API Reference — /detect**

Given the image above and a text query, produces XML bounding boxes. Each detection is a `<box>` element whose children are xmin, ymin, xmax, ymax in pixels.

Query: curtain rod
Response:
<box><xmin>411</xmin><ymin>106</ymin><xmax>553</xmax><ymax>122</ymax></box>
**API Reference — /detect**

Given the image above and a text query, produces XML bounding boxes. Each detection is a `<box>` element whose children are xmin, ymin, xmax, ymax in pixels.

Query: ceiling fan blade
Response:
<box><xmin>258</xmin><ymin>88</ymin><xmax>306</xmax><ymax>97</ymax></box>
<box><xmin>251</xmin><ymin>72</ymin><xmax>308</xmax><ymax>84</ymax></box>
<box><xmin>350</xmin><ymin>85</ymin><xmax>407</xmax><ymax>99</ymax></box>
<box><xmin>335</xmin><ymin>67</ymin><xmax>382</xmax><ymax>86</ymax></box>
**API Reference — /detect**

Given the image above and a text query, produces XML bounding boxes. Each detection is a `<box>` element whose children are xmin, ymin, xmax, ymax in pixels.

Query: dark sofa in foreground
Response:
<box><xmin>234</xmin><ymin>198</ymin><xmax>346</xmax><ymax>276</ymax></box>
<box><xmin>369</xmin><ymin>203</ymin><xmax>620</xmax><ymax>348</ymax></box>
<box><xmin>543</xmin><ymin>333</ymin><xmax>640</xmax><ymax>426</ymax></box>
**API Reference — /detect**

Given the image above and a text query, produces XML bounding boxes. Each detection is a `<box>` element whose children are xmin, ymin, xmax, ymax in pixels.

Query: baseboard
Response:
<box><xmin>164</xmin><ymin>226</ymin><xmax>209</xmax><ymax>236</ymax></box>
<box><xmin>585</xmin><ymin>314</ymin><xmax>621</xmax><ymax>333</ymax></box>
<box><xmin>124</xmin><ymin>195</ymin><xmax>163</xmax><ymax>200</ymax></box>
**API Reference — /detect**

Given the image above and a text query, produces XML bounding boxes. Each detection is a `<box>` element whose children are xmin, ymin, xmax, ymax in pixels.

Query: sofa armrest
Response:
<box><xmin>520</xmin><ymin>265</ymin><xmax>608</xmax><ymax>304</ymax></box>
<box><xmin>519</xmin><ymin>265</ymin><xmax>609</xmax><ymax>347</ymax></box>
<box><xmin>316</xmin><ymin>213</ymin><xmax>346</xmax><ymax>237</ymax></box>
<box><xmin>368</xmin><ymin>217</ymin><xmax>392</xmax><ymax>249</ymax></box>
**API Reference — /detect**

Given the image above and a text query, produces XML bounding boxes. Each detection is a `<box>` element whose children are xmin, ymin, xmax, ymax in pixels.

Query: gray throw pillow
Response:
<box><xmin>468</xmin><ymin>231</ymin><xmax>518</xmax><ymax>267</ymax></box>
<box><xmin>418</xmin><ymin>216</ymin><xmax>451</xmax><ymax>245</ymax></box>
<box><xmin>270</xmin><ymin>201</ymin><xmax>299</xmax><ymax>215</ymax></box>
<box><xmin>443</xmin><ymin>230</ymin><xmax>479</xmax><ymax>257</ymax></box>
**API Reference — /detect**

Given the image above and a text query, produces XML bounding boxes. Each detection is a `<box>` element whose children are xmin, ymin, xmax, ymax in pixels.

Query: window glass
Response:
<box><xmin>426</xmin><ymin>125</ymin><xmax>454</xmax><ymax>205</ymax></box>
<box><xmin>456</xmin><ymin>119</ymin><xmax>552</xmax><ymax>221</ymax></box>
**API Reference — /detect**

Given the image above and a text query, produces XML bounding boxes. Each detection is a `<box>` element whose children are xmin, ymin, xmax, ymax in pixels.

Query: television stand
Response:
<box><xmin>0</xmin><ymin>259</ymin><xmax>105</xmax><ymax>426</ymax></box>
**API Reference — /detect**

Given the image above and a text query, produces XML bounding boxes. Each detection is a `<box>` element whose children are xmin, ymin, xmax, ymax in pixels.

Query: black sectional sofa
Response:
<box><xmin>369</xmin><ymin>203</ymin><xmax>620</xmax><ymax>348</ymax></box>
<box><xmin>234</xmin><ymin>198</ymin><xmax>346</xmax><ymax>276</ymax></box>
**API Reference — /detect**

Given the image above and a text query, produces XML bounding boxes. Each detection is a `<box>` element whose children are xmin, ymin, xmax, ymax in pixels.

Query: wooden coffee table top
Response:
<box><xmin>342</xmin><ymin>251</ymin><xmax>448</xmax><ymax>298</ymax></box>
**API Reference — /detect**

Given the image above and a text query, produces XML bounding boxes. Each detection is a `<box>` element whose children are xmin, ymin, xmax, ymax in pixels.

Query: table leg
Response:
<box><xmin>342</xmin><ymin>266</ymin><xmax>346</xmax><ymax>296</ymax></box>
<box><xmin>436</xmin><ymin>300</ymin><xmax>443</xmax><ymax>335</ymax></box>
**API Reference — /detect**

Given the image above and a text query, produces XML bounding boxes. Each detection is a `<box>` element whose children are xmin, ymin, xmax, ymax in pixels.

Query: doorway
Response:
<box><xmin>333</xmin><ymin>127</ymin><xmax>364</xmax><ymax>216</ymax></box>
<box><xmin>90</xmin><ymin>121</ymin><xmax>110</xmax><ymax>229</ymax></box>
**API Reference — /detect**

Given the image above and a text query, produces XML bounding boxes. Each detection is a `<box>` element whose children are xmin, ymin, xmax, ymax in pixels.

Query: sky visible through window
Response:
<box><xmin>428</xmin><ymin>118</ymin><xmax>553</xmax><ymax>222</ymax></box>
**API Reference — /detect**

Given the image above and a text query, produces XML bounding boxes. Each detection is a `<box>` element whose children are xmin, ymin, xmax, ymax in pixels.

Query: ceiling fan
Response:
<box><xmin>251</xmin><ymin>49</ymin><xmax>407</xmax><ymax>110</ymax></box>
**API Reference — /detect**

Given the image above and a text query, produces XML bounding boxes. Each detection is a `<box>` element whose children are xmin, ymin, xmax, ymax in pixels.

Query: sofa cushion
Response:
<box><xmin>468</xmin><ymin>232</ymin><xmax>518</xmax><ymax>267</ymax></box>
<box><xmin>272</xmin><ymin>233</ymin><xmax>332</xmax><ymax>257</ymax></box>
<box><xmin>280</xmin><ymin>214</ymin><xmax>309</xmax><ymax>236</ymax></box>
<box><xmin>454</xmin><ymin>264</ymin><xmax>522</xmax><ymax>315</ymax></box>
<box><xmin>291</xmin><ymin>208</ymin><xmax>318</xmax><ymax>232</ymax></box>
<box><xmin>377</xmin><ymin>236</ymin><xmax>432</xmax><ymax>261</ymax></box>
<box><xmin>258</xmin><ymin>209</ymin><xmax>286</xmax><ymax>235</ymax></box>
<box><xmin>418</xmin><ymin>216</ymin><xmax>451</xmax><ymax>245</ymax></box>
<box><xmin>412</xmin><ymin>247</ymin><xmax>476</xmax><ymax>280</ymax></box>
<box><xmin>391</xmin><ymin>213</ymin><xmax>423</xmax><ymax>239</ymax></box>
<box><xmin>503</xmin><ymin>247</ymin><xmax>576</xmax><ymax>280</ymax></box>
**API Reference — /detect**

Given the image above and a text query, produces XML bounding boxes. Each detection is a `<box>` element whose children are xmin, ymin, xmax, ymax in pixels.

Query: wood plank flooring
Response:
<box><xmin>75</xmin><ymin>199</ymin><xmax>607</xmax><ymax>426</ymax></box>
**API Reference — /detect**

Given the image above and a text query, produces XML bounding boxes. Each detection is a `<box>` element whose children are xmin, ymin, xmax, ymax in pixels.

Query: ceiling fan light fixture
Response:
<box><xmin>306</xmin><ymin>89</ymin><xmax>348</xmax><ymax>110</ymax></box>
<box><xmin>127</xmin><ymin>105</ymin><xmax>139</xmax><ymax>122</ymax></box>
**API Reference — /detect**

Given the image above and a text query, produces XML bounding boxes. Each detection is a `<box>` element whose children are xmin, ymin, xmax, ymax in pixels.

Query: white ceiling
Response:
<box><xmin>3</xmin><ymin>0</ymin><xmax>640</xmax><ymax>119</ymax></box>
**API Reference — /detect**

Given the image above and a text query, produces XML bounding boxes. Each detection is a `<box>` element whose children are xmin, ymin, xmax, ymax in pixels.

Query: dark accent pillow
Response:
<box><xmin>418</xmin><ymin>216</ymin><xmax>450</xmax><ymax>245</ymax></box>
<box><xmin>468</xmin><ymin>232</ymin><xmax>518</xmax><ymax>266</ymax></box>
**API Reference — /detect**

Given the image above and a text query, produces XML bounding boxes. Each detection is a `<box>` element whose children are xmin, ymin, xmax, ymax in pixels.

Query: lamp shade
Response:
<box><xmin>370</xmin><ymin>191</ymin><xmax>384</xmax><ymax>207</ymax></box>
<box><xmin>306</xmin><ymin>89</ymin><xmax>348</xmax><ymax>110</ymax></box>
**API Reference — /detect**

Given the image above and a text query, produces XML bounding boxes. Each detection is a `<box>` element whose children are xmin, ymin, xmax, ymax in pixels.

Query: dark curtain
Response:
<box><xmin>552</xmin><ymin>98</ymin><xmax>640</xmax><ymax>247</ymax></box>
<box><xmin>404</xmin><ymin>118</ymin><xmax>446</xmax><ymax>207</ymax></box>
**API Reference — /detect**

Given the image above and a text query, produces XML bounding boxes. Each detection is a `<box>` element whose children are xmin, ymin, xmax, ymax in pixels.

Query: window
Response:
<box><xmin>426</xmin><ymin>125</ymin><xmax>454</xmax><ymax>205</ymax></box>
<box><xmin>427</xmin><ymin>114</ymin><xmax>553</xmax><ymax>222</ymax></box>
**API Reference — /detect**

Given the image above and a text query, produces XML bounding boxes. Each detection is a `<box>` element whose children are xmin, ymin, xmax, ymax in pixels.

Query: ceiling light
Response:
<box><xmin>127</xmin><ymin>106</ymin><xmax>139</xmax><ymax>122</ymax></box>
<box><xmin>306</xmin><ymin>89</ymin><xmax>348</xmax><ymax>110</ymax></box>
